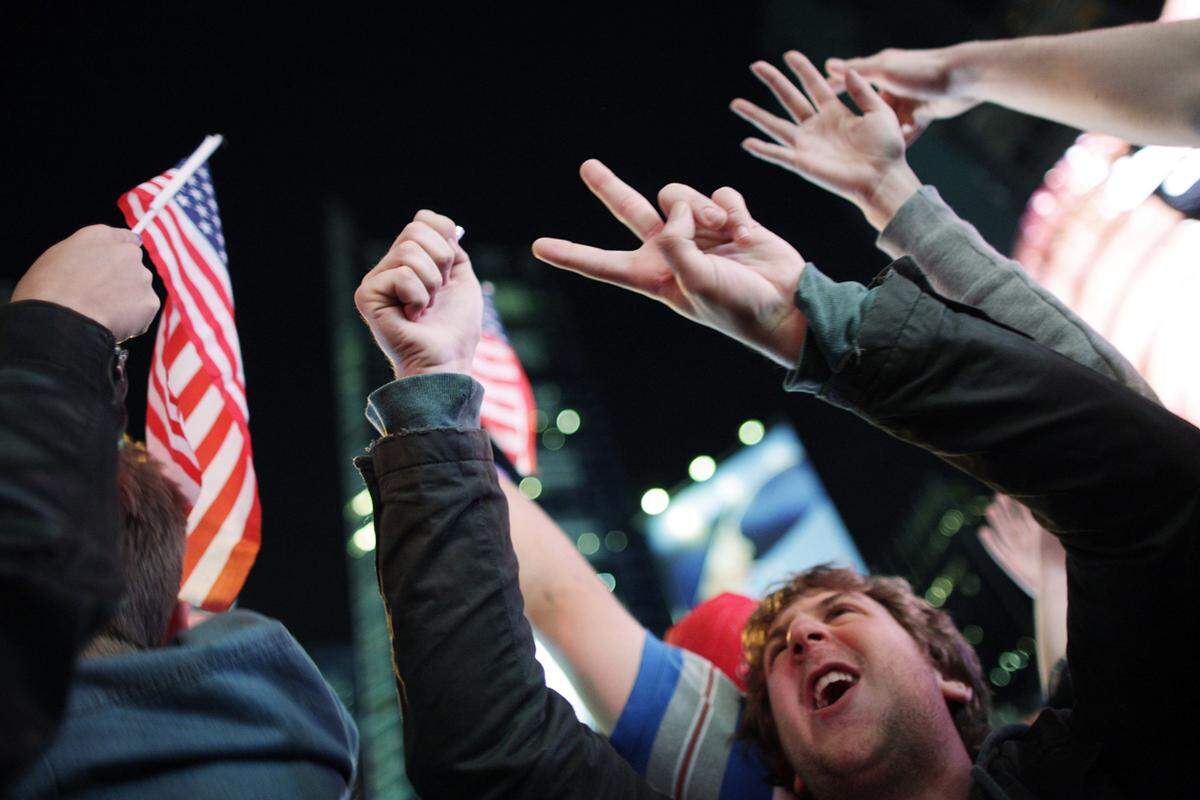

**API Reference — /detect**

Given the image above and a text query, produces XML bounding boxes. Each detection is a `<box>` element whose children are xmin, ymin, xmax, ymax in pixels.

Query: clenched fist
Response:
<box><xmin>13</xmin><ymin>225</ymin><xmax>160</xmax><ymax>341</ymax></box>
<box><xmin>354</xmin><ymin>210</ymin><xmax>482</xmax><ymax>378</ymax></box>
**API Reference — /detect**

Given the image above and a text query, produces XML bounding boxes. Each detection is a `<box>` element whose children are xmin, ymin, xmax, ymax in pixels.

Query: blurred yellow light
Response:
<box><xmin>598</xmin><ymin>573</ymin><xmax>617</xmax><ymax>592</ymax></box>
<box><xmin>556</xmin><ymin>409</ymin><xmax>581</xmax><ymax>435</ymax></box>
<box><xmin>688</xmin><ymin>455</ymin><xmax>717</xmax><ymax>482</ymax></box>
<box><xmin>350</xmin><ymin>523</ymin><xmax>376</xmax><ymax>555</ymax></box>
<box><xmin>519</xmin><ymin>476</ymin><xmax>543</xmax><ymax>500</ymax></box>
<box><xmin>989</xmin><ymin>667</ymin><xmax>1012</xmax><ymax>687</ymax></box>
<box><xmin>641</xmin><ymin>488</ymin><xmax>670</xmax><ymax>515</ymax></box>
<box><xmin>738</xmin><ymin>419</ymin><xmax>765</xmax><ymax>446</ymax></box>
<box><xmin>348</xmin><ymin>489</ymin><xmax>373</xmax><ymax>518</ymax></box>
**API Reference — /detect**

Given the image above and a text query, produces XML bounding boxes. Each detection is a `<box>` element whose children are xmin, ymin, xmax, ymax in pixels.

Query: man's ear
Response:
<box><xmin>791</xmin><ymin>773</ymin><xmax>806</xmax><ymax>797</ymax></box>
<box><xmin>938</xmin><ymin>674</ymin><xmax>973</xmax><ymax>705</ymax></box>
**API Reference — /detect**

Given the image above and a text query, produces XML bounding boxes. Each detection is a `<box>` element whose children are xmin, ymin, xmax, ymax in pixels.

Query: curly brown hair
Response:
<box><xmin>738</xmin><ymin>565</ymin><xmax>990</xmax><ymax>786</ymax></box>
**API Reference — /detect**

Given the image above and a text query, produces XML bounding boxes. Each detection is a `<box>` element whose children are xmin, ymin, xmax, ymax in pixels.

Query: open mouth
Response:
<box><xmin>811</xmin><ymin>667</ymin><xmax>859</xmax><ymax>711</ymax></box>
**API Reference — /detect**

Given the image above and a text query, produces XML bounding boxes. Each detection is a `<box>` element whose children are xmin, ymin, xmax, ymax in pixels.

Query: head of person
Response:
<box><xmin>739</xmin><ymin>565</ymin><xmax>989</xmax><ymax>798</ymax></box>
<box><xmin>96</xmin><ymin>439</ymin><xmax>188</xmax><ymax>650</ymax></box>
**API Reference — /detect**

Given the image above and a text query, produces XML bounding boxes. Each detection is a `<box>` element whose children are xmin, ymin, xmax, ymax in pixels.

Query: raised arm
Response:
<box><xmin>732</xmin><ymin>50</ymin><xmax>1158</xmax><ymax>401</ymax></box>
<box><xmin>825</xmin><ymin>19</ymin><xmax>1200</xmax><ymax>146</ymax></box>
<box><xmin>355</xmin><ymin>211</ymin><xmax>665</xmax><ymax>799</ymax></box>
<box><xmin>1</xmin><ymin>226</ymin><xmax>159</xmax><ymax>784</ymax></box>
<box><xmin>499</xmin><ymin>472</ymin><xmax>645</xmax><ymax>732</ymax></box>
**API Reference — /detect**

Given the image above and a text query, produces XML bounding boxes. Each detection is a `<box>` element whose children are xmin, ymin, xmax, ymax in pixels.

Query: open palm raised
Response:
<box><xmin>532</xmin><ymin>159</ymin><xmax>808</xmax><ymax>367</ymax></box>
<box><xmin>731</xmin><ymin>50</ymin><xmax>920</xmax><ymax>231</ymax></box>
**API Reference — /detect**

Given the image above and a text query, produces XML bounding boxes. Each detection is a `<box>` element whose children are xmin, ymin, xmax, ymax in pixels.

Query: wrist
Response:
<box><xmin>392</xmin><ymin>358</ymin><xmax>474</xmax><ymax>380</ymax></box>
<box><xmin>861</xmin><ymin>162</ymin><xmax>921</xmax><ymax>231</ymax></box>
<box><xmin>944</xmin><ymin>41</ymin><xmax>988</xmax><ymax>101</ymax></box>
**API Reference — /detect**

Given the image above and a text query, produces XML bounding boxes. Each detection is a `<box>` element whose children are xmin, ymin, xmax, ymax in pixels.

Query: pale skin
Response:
<box><xmin>766</xmin><ymin>590</ymin><xmax>973</xmax><ymax>800</ymax></box>
<box><xmin>730</xmin><ymin>50</ymin><xmax>921</xmax><ymax>232</ymax></box>
<box><xmin>13</xmin><ymin>225</ymin><xmax>159</xmax><ymax>342</ymax></box>
<box><xmin>823</xmin><ymin>19</ymin><xmax>1200</xmax><ymax>147</ymax></box>
<box><xmin>353</xmin><ymin>210</ymin><xmax>481</xmax><ymax>377</ymax></box>
<box><xmin>533</xmin><ymin>159</ymin><xmax>809</xmax><ymax>368</ymax></box>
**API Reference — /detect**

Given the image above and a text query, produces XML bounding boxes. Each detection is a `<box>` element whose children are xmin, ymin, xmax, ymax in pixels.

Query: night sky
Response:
<box><xmin>2</xmin><ymin>1</ymin><xmax>1163</xmax><ymax>648</ymax></box>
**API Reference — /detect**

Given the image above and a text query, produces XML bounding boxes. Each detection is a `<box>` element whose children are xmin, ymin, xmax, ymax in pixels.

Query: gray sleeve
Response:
<box><xmin>877</xmin><ymin>186</ymin><xmax>1157</xmax><ymax>402</ymax></box>
<box><xmin>365</xmin><ymin>372</ymin><xmax>484</xmax><ymax>435</ymax></box>
<box><xmin>782</xmin><ymin>264</ymin><xmax>878</xmax><ymax>395</ymax></box>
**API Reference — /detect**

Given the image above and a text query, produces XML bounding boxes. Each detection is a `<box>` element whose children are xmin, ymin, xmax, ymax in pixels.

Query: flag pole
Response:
<box><xmin>131</xmin><ymin>134</ymin><xmax>224</xmax><ymax>235</ymax></box>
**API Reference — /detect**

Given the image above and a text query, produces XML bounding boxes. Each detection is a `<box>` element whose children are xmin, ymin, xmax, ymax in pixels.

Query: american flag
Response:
<box><xmin>118</xmin><ymin>160</ymin><xmax>260</xmax><ymax>611</ymax></box>
<box><xmin>473</xmin><ymin>283</ymin><xmax>538</xmax><ymax>476</ymax></box>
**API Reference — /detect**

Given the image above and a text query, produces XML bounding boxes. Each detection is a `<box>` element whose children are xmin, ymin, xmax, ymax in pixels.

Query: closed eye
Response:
<box><xmin>826</xmin><ymin>605</ymin><xmax>858</xmax><ymax>621</ymax></box>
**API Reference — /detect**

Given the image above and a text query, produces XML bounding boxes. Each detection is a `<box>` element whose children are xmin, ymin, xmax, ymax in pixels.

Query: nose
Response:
<box><xmin>785</xmin><ymin>616</ymin><xmax>828</xmax><ymax>657</ymax></box>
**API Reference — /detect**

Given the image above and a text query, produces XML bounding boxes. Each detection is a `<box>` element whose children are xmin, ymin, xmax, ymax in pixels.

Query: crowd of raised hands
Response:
<box><xmin>6</xmin><ymin>15</ymin><xmax>1200</xmax><ymax>798</ymax></box>
<box><xmin>360</xmin><ymin>50</ymin><xmax>922</xmax><ymax>378</ymax></box>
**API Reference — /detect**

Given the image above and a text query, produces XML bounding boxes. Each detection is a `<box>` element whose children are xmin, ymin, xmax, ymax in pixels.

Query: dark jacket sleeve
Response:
<box><xmin>360</xmin><ymin>425</ymin><xmax>667</xmax><ymax>800</ymax></box>
<box><xmin>790</xmin><ymin>258</ymin><xmax>1200</xmax><ymax>793</ymax></box>
<box><xmin>0</xmin><ymin>300</ymin><xmax>126</xmax><ymax>784</ymax></box>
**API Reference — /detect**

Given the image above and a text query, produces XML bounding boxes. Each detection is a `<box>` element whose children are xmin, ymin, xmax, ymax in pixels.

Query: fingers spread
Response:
<box><xmin>657</xmin><ymin>182</ymin><xmax>727</xmax><ymax>229</ymax></box>
<box><xmin>741</xmin><ymin>137</ymin><xmax>795</xmax><ymax>170</ymax></box>
<box><xmin>783</xmin><ymin>51</ymin><xmax>839</xmax><ymax>110</ymax></box>
<box><xmin>750</xmin><ymin>60</ymin><xmax>815</xmax><ymax>122</ymax></box>
<box><xmin>579</xmin><ymin>159</ymin><xmax>662</xmax><ymax>241</ymax></box>
<box><xmin>532</xmin><ymin>237</ymin><xmax>636</xmax><ymax>286</ymax></box>
<box><xmin>729</xmin><ymin>98</ymin><xmax>796</xmax><ymax>146</ymax></box>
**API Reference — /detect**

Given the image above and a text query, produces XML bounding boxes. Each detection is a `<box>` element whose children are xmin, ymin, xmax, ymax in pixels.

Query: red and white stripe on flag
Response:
<box><xmin>118</xmin><ymin>168</ymin><xmax>260</xmax><ymax>611</ymax></box>
<box><xmin>472</xmin><ymin>287</ymin><xmax>538</xmax><ymax>476</ymax></box>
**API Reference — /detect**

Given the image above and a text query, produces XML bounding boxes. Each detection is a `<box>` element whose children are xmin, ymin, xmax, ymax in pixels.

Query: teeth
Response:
<box><xmin>814</xmin><ymin>670</ymin><xmax>858</xmax><ymax>709</ymax></box>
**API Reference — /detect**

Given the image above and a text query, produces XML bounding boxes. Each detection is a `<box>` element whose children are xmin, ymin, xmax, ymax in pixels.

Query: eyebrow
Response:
<box><xmin>765</xmin><ymin>592</ymin><xmax>855</xmax><ymax>647</ymax></box>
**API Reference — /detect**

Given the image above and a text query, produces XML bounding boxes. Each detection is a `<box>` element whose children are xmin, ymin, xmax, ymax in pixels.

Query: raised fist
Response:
<box><xmin>13</xmin><ymin>225</ymin><xmax>159</xmax><ymax>341</ymax></box>
<box><xmin>354</xmin><ymin>210</ymin><xmax>482</xmax><ymax>378</ymax></box>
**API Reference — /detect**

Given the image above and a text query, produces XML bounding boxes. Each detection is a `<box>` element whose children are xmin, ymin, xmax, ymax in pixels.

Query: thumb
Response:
<box><xmin>710</xmin><ymin>186</ymin><xmax>757</xmax><ymax>242</ymax></box>
<box><xmin>657</xmin><ymin>201</ymin><xmax>710</xmax><ymax>291</ymax></box>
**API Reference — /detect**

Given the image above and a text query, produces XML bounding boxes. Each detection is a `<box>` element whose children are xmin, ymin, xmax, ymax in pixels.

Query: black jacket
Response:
<box><xmin>792</xmin><ymin>259</ymin><xmax>1198</xmax><ymax>798</ymax></box>
<box><xmin>0</xmin><ymin>301</ymin><xmax>126</xmax><ymax>785</ymax></box>
<box><xmin>365</xmin><ymin>257</ymin><xmax>1198</xmax><ymax>798</ymax></box>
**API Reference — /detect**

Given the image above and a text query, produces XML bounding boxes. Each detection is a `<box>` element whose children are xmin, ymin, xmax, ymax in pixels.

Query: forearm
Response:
<box><xmin>363</xmin><ymin>376</ymin><xmax>663</xmax><ymax>799</ymax></box>
<box><xmin>499</xmin><ymin>474</ymin><xmax>644</xmax><ymax>732</ymax></box>
<box><xmin>949</xmin><ymin>20</ymin><xmax>1200</xmax><ymax>145</ymax></box>
<box><xmin>877</xmin><ymin>186</ymin><xmax>1157</xmax><ymax>400</ymax></box>
<box><xmin>0</xmin><ymin>301</ymin><xmax>125</xmax><ymax>783</ymax></box>
<box><xmin>788</xmin><ymin>259</ymin><xmax>1200</xmax><ymax>546</ymax></box>
<box><xmin>1033</xmin><ymin>532</ymin><xmax>1067</xmax><ymax>695</ymax></box>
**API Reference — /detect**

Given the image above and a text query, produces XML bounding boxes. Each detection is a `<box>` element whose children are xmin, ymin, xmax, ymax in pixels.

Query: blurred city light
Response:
<box><xmin>738</xmin><ymin>419</ymin><xmax>765</xmax><ymax>446</ymax></box>
<box><xmin>688</xmin><ymin>455</ymin><xmax>717</xmax><ymax>482</ymax></box>
<box><xmin>641</xmin><ymin>488</ymin><xmax>670</xmax><ymax>515</ymax></box>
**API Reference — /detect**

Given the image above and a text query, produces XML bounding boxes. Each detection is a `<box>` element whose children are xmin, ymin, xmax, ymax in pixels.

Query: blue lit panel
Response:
<box><xmin>646</xmin><ymin>424</ymin><xmax>863</xmax><ymax>616</ymax></box>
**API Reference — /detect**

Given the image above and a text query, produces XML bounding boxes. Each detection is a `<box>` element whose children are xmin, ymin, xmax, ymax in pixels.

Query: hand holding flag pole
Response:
<box><xmin>130</xmin><ymin>134</ymin><xmax>224</xmax><ymax>236</ymax></box>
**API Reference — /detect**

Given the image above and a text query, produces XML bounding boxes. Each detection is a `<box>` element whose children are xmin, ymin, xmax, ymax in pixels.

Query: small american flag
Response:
<box><xmin>118</xmin><ymin>158</ymin><xmax>260</xmax><ymax>611</ymax></box>
<box><xmin>473</xmin><ymin>283</ymin><xmax>538</xmax><ymax>476</ymax></box>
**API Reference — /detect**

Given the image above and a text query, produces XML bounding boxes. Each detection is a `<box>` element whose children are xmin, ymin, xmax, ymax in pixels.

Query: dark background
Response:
<box><xmin>1</xmin><ymin>0</ymin><xmax>1163</xmax><ymax>661</ymax></box>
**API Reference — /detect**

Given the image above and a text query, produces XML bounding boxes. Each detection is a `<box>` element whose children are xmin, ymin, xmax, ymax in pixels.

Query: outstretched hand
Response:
<box><xmin>824</xmin><ymin>47</ymin><xmax>978</xmax><ymax>144</ymax></box>
<box><xmin>731</xmin><ymin>51</ymin><xmax>921</xmax><ymax>231</ymax></box>
<box><xmin>532</xmin><ymin>160</ymin><xmax>808</xmax><ymax>367</ymax></box>
<box><xmin>354</xmin><ymin>210</ymin><xmax>482</xmax><ymax>378</ymax></box>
